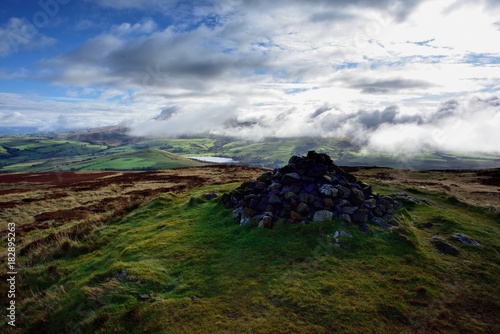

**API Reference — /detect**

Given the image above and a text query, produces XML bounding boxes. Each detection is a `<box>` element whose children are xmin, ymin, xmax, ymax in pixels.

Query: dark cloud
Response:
<box><xmin>243</xmin><ymin>0</ymin><xmax>426</xmax><ymax>21</ymax></box>
<box><xmin>347</xmin><ymin>78</ymin><xmax>433</xmax><ymax>94</ymax></box>
<box><xmin>154</xmin><ymin>106</ymin><xmax>178</xmax><ymax>120</ymax></box>
<box><xmin>432</xmin><ymin>99</ymin><xmax>459</xmax><ymax>121</ymax></box>
<box><xmin>357</xmin><ymin>106</ymin><xmax>399</xmax><ymax>129</ymax></box>
<box><xmin>311</xmin><ymin>105</ymin><xmax>333</xmax><ymax>118</ymax></box>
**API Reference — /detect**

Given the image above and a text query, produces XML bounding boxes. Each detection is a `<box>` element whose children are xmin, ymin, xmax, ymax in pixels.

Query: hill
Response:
<box><xmin>0</xmin><ymin>137</ymin><xmax>204</xmax><ymax>172</ymax></box>
<box><xmin>1</xmin><ymin>164</ymin><xmax>498</xmax><ymax>333</ymax></box>
<box><xmin>2</xmin><ymin>130</ymin><xmax>500</xmax><ymax>172</ymax></box>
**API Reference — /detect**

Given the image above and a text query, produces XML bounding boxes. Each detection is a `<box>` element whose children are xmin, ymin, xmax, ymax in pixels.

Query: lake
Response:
<box><xmin>188</xmin><ymin>156</ymin><xmax>238</xmax><ymax>163</ymax></box>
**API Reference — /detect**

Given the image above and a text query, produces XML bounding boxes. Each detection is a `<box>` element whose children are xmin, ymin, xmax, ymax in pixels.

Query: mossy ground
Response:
<box><xmin>4</xmin><ymin>181</ymin><xmax>499</xmax><ymax>334</ymax></box>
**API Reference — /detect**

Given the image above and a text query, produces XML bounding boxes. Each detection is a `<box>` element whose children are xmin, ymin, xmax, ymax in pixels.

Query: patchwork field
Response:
<box><xmin>1</xmin><ymin>165</ymin><xmax>498</xmax><ymax>333</ymax></box>
<box><xmin>2</xmin><ymin>135</ymin><xmax>500</xmax><ymax>172</ymax></box>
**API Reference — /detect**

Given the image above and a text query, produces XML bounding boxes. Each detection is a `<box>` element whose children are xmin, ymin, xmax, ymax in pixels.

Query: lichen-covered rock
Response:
<box><xmin>313</xmin><ymin>210</ymin><xmax>334</xmax><ymax>222</ymax></box>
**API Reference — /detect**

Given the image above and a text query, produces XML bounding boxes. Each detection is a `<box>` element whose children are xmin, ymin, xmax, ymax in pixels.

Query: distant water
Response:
<box><xmin>188</xmin><ymin>156</ymin><xmax>238</xmax><ymax>163</ymax></box>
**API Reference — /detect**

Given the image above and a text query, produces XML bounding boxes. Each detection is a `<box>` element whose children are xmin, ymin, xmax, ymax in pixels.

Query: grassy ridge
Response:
<box><xmin>10</xmin><ymin>182</ymin><xmax>499</xmax><ymax>333</ymax></box>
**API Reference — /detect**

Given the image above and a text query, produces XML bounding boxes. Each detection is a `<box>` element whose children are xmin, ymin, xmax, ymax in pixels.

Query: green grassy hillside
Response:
<box><xmin>0</xmin><ymin>137</ymin><xmax>203</xmax><ymax>172</ymax></box>
<box><xmin>9</xmin><ymin>182</ymin><xmax>499</xmax><ymax>333</ymax></box>
<box><xmin>63</xmin><ymin>148</ymin><xmax>204</xmax><ymax>171</ymax></box>
<box><xmin>2</xmin><ymin>135</ymin><xmax>500</xmax><ymax>172</ymax></box>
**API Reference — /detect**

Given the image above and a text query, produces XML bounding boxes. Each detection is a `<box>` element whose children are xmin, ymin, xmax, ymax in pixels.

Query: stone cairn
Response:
<box><xmin>222</xmin><ymin>151</ymin><xmax>400</xmax><ymax>228</ymax></box>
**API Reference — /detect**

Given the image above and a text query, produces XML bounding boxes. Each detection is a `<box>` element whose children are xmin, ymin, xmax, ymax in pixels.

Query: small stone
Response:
<box><xmin>232</xmin><ymin>207</ymin><xmax>243</xmax><ymax>219</ymax></box>
<box><xmin>296</xmin><ymin>202</ymin><xmax>310</xmax><ymax>214</ymax></box>
<box><xmin>338</xmin><ymin>186</ymin><xmax>351</xmax><ymax>198</ymax></box>
<box><xmin>240</xmin><ymin>213</ymin><xmax>251</xmax><ymax>226</ymax></box>
<box><xmin>423</xmin><ymin>222</ymin><xmax>434</xmax><ymax>229</ymax></box>
<box><xmin>319</xmin><ymin>184</ymin><xmax>339</xmax><ymax>197</ymax></box>
<box><xmin>282</xmin><ymin>173</ymin><xmax>301</xmax><ymax>183</ymax></box>
<box><xmin>268</xmin><ymin>195</ymin><xmax>282</xmax><ymax>205</ymax></box>
<box><xmin>432</xmin><ymin>237</ymin><xmax>459</xmax><ymax>256</ymax></box>
<box><xmin>260</xmin><ymin>215</ymin><xmax>274</xmax><ymax>228</ymax></box>
<box><xmin>339</xmin><ymin>214</ymin><xmax>352</xmax><ymax>223</ymax></box>
<box><xmin>323</xmin><ymin>197</ymin><xmax>334</xmax><ymax>207</ymax></box>
<box><xmin>371</xmin><ymin>217</ymin><xmax>389</xmax><ymax>229</ymax></box>
<box><xmin>313</xmin><ymin>210</ymin><xmax>333</xmax><ymax>222</ymax></box>
<box><xmin>303</xmin><ymin>184</ymin><xmax>316</xmax><ymax>193</ymax></box>
<box><xmin>284</xmin><ymin>192</ymin><xmax>297</xmax><ymax>200</ymax></box>
<box><xmin>244</xmin><ymin>207</ymin><xmax>256</xmax><ymax>217</ymax></box>
<box><xmin>363</xmin><ymin>198</ymin><xmax>377</xmax><ymax>209</ymax></box>
<box><xmin>290</xmin><ymin>211</ymin><xmax>304</xmax><ymax>221</ymax></box>
<box><xmin>352</xmin><ymin>209</ymin><xmax>368</xmax><ymax>224</ymax></box>
<box><xmin>335</xmin><ymin>230</ymin><xmax>352</xmax><ymax>238</ymax></box>
<box><xmin>451</xmin><ymin>234</ymin><xmax>481</xmax><ymax>247</ymax></box>
<box><xmin>342</xmin><ymin>206</ymin><xmax>358</xmax><ymax>215</ymax></box>
<box><xmin>359</xmin><ymin>224</ymin><xmax>369</xmax><ymax>232</ymax></box>
<box><xmin>115</xmin><ymin>269</ymin><xmax>127</xmax><ymax>281</ymax></box>
<box><xmin>203</xmin><ymin>193</ymin><xmax>218</xmax><ymax>200</ymax></box>
<box><xmin>268</xmin><ymin>182</ymin><xmax>282</xmax><ymax>191</ymax></box>
<box><xmin>313</xmin><ymin>201</ymin><xmax>323</xmax><ymax>209</ymax></box>
<box><xmin>138</xmin><ymin>294</ymin><xmax>151</xmax><ymax>301</ymax></box>
<box><xmin>350</xmin><ymin>188</ymin><xmax>365</xmax><ymax>204</ymax></box>
<box><xmin>257</xmin><ymin>172</ymin><xmax>272</xmax><ymax>183</ymax></box>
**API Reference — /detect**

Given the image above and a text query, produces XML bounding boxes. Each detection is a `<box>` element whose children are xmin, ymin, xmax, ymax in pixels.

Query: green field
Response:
<box><xmin>1</xmin><ymin>135</ymin><xmax>500</xmax><ymax>172</ymax></box>
<box><xmin>9</xmin><ymin>181</ymin><xmax>499</xmax><ymax>333</ymax></box>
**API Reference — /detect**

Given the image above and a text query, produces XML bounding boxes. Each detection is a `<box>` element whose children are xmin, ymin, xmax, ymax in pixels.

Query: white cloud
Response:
<box><xmin>1</xmin><ymin>0</ymin><xmax>499</xmax><ymax>153</ymax></box>
<box><xmin>0</xmin><ymin>18</ymin><xmax>56</xmax><ymax>57</ymax></box>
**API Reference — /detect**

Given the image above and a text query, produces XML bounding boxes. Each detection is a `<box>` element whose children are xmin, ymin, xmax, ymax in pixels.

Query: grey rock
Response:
<box><xmin>313</xmin><ymin>210</ymin><xmax>333</xmax><ymax>222</ymax></box>
<box><xmin>268</xmin><ymin>195</ymin><xmax>282</xmax><ymax>205</ymax></box>
<box><xmin>268</xmin><ymin>182</ymin><xmax>282</xmax><ymax>191</ymax></box>
<box><xmin>352</xmin><ymin>209</ymin><xmax>368</xmax><ymax>224</ymax></box>
<box><xmin>232</xmin><ymin>207</ymin><xmax>243</xmax><ymax>219</ymax></box>
<box><xmin>350</xmin><ymin>187</ymin><xmax>365</xmax><ymax>204</ymax></box>
<box><xmin>296</xmin><ymin>202</ymin><xmax>310</xmax><ymax>214</ymax></box>
<box><xmin>203</xmin><ymin>193</ymin><xmax>218</xmax><ymax>200</ymax></box>
<box><xmin>371</xmin><ymin>217</ymin><xmax>389</xmax><ymax>229</ymax></box>
<box><xmin>115</xmin><ymin>269</ymin><xmax>127</xmax><ymax>281</ymax></box>
<box><xmin>259</xmin><ymin>215</ymin><xmax>273</xmax><ymax>228</ymax></box>
<box><xmin>319</xmin><ymin>184</ymin><xmax>339</xmax><ymax>197</ymax></box>
<box><xmin>363</xmin><ymin>198</ymin><xmax>377</xmax><ymax>209</ymax></box>
<box><xmin>432</xmin><ymin>237</ymin><xmax>459</xmax><ymax>256</ymax></box>
<box><xmin>334</xmin><ymin>230</ymin><xmax>352</xmax><ymax>238</ymax></box>
<box><xmin>240</xmin><ymin>213</ymin><xmax>251</xmax><ymax>226</ymax></box>
<box><xmin>451</xmin><ymin>234</ymin><xmax>481</xmax><ymax>247</ymax></box>
<box><xmin>339</xmin><ymin>213</ymin><xmax>352</xmax><ymax>223</ymax></box>
<box><xmin>282</xmin><ymin>173</ymin><xmax>301</xmax><ymax>183</ymax></box>
<box><xmin>342</xmin><ymin>206</ymin><xmax>358</xmax><ymax>215</ymax></box>
<box><xmin>138</xmin><ymin>294</ymin><xmax>152</xmax><ymax>301</ymax></box>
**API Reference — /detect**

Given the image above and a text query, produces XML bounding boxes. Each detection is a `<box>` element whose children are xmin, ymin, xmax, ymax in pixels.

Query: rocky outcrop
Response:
<box><xmin>222</xmin><ymin>151</ymin><xmax>401</xmax><ymax>228</ymax></box>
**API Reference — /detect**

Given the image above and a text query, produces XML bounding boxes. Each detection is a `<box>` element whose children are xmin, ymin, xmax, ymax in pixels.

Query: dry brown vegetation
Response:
<box><xmin>343</xmin><ymin>167</ymin><xmax>500</xmax><ymax>209</ymax></box>
<box><xmin>3</xmin><ymin>165</ymin><xmax>498</xmax><ymax>256</ymax></box>
<box><xmin>0</xmin><ymin>166</ymin><xmax>264</xmax><ymax>248</ymax></box>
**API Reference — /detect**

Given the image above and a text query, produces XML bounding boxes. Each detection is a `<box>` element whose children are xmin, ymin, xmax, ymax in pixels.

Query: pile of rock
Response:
<box><xmin>222</xmin><ymin>151</ymin><xmax>401</xmax><ymax>228</ymax></box>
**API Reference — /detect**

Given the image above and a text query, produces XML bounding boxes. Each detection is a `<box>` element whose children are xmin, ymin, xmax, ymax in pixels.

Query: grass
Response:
<box><xmin>7</xmin><ymin>180</ymin><xmax>499</xmax><ymax>334</ymax></box>
<box><xmin>2</xmin><ymin>136</ymin><xmax>500</xmax><ymax>172</ymax></box>
<box><xmin>65</xmin><ymin>149</ymin><xmax>203</xmax><ymax>171</ymax></box>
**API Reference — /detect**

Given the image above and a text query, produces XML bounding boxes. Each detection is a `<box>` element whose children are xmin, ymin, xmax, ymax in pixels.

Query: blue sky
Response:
<box><xmin>0</xmin><ymin>0</ymin><xmax>499</xmax><ymax>152</ymax></box>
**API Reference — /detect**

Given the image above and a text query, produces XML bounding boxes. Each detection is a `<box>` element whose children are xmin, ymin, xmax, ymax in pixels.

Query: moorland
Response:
<box><xmin>0</xmin><ymin>129</ymin><xmax>499</xmax><ymax>333</ymax></box>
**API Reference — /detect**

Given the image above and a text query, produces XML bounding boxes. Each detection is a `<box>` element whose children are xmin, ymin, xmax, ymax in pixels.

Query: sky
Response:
<box><xmin>0</xmin><ymin>0</ymin><xmax>499</xmax><ymax>153</ymax></box>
